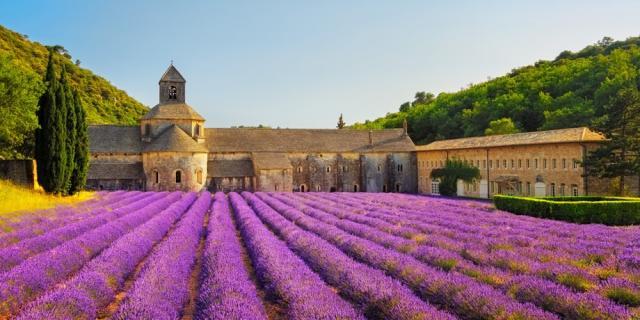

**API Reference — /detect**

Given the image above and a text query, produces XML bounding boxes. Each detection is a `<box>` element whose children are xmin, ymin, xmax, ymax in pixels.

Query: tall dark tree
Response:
<box><xmin>35</xmin><ymin>50</ymin><xmax>67</xmax><ymax>194</ymax></box>
<box><xmin>70</xmin><ymin>90</ymin><xmax>88</xmax><ymax>193</ymax></box>
<box><xmin>35</xmin><ymin>51</ymin><xmax>56</xmax><ymax>191</ymax></box>
<box><xmin>337</xmin><ymin>113</ymin><xmax>346</xmax><ymax>129</ymax></box>
<box><xmin>60</xmin><ymin>67</ymin><xmax>76</xmax><ymax>194</ymax></box>
<box><xmin>584</xmin><ymin>87</ymin><xmax>640</xmax><ymax>195</ymax></box>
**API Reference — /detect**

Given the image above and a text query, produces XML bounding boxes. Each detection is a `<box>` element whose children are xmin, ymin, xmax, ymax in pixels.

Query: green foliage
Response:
<box><xmin>0</xmin><ymin>52</ymin><xmax>43</xmax><ymax>159</ymax></box>
<box><xmin>337</xmin><ymin>113</ymin><xmax>346</xmax><ymax>129</ymax></box>
<box><xmin>0</xmin><ymin>24</ymin><xmax>147</xmax><ymax>158</ymax></box>
<box><xmin>484</xmin><ymin>118</ymin><xmax>519</xmax><ymax>136</ymax></box>
<box><xmin>431</xmin><ymin>159</ymin><xmax>480</xmax><ymax>196</ymax></box>
<box><xmin>70</xmin><ymin>90</ymin><xmax>89</xmax><ymax>193</ymax></box>
<box><xmin>352</xmin><ymin>36</ymin><xmax>640</xmax><ymax>145</ymax></box>
<box><xmin>493</xmin><ymin>195</ymin><xmax>640</xmax><ymax>226</ymax></box>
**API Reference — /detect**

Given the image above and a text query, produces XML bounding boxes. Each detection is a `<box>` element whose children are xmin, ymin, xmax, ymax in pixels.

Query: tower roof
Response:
<box><xmin>141</xmin><ymin>103</ymin><xmax>205</xmax><ymax>121</ymax></box>
<box><xmin>159</xmin><ymin>64</ymin><xmax>186</xmax><ymax>83</ymax></box>
<box><xmin>143</xmin><ymin>125</ymin><xmax>208</xmax><ymax>153</ymax></box>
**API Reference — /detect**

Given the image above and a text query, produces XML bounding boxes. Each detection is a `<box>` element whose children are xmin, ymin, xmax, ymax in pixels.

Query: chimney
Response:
<box><xmin>368</xmin><ymin>130</ymin><xmax>373</xmax><ymax>146</ymax></box>
<box><xmin>402</xmin><ymin>118</ymin><xmax>408</xmax><ymax>137</ymax></box>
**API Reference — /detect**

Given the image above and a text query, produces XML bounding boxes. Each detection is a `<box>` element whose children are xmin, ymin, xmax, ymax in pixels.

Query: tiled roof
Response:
<box><xmin>206</xmin><ymin>128</ymin><xmax>415</xmax><ymax>152</ymax></box>
<box><xmin>87</xmin><ymin>162</ymin><xmax>144</xmax><ymax>180</ymax></box>
<box><xmin>159</xmin><ymin>65</ymin><xmax>185</xmax><ymax>83</ymax></box>
<box><xmin>416</xmin><ymin>127</ymin><xmax>605</xmax><ymax>151</ymax></box>
<box><xmin>252</xmin><ymin>153</ymin><xmax>292</xmax><ymax>170</ymax></box>
<box><xmin>208</xmin><ymin>160</ymin><xmax>254</xmax><ymax>177</ymax></box>
<box><xmin>89</xmin><ymin>126</ymin><xmax>415</xmax><ymax>153</ymax></box>
<box><xmin>141</xmin><ymin>103</ymin><xmax>205</xmax><ymax>121</ymax></box>
<box><xmin>143</xmin><ymin>125</ymin><xmax>208</xmax><ymax>153</ymax></box>
<box><xmin>88</xmin><ymin>126</ymin><xmax>142</xmax><ymax>153</ymax></box>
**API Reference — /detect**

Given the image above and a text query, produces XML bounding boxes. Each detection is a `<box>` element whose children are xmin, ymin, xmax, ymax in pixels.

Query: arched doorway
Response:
<box><xmin>330</xmin><ymin>186</ymin><xmax>337</xmax><ymax>192</ymax></box>
<box><xmin>300</xmin><ymin>184</ymin><xmax>306</xmax><ymax>192</ymax></box>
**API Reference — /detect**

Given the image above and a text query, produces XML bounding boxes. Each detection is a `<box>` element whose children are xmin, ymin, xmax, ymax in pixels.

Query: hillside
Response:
<box><xmin>0</xmin><ymin>24</ymin><xmax>148</xmax><ymax>158</ymax></box>
<box><xmin>353</xmin><ymin>36</ymin><xmax>640</xmax><ymax>145</ymax></box>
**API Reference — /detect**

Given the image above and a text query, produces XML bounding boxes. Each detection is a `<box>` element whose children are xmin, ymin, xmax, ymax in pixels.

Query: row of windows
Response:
<box><xmin>296</xmin><ymin>164</ymin><xmax>405</xmax><ymax>173</ymax></box>
<box><xmin>419</xmin><ymin>158</ymin><xmax>580</xmax><ymax>170</ymax></box>
<box><xmin>489</xmin><ymin>181</ymin><xmax>579</xmax><ymax>196</ymax></box>
<box><xmin>152</xmin><ymin>169</ymin><xmax>203</xmax><ymax>185</ymax></box>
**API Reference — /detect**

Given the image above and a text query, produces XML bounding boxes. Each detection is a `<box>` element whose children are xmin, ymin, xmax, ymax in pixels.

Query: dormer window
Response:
<box><xmin>195</xmin><ymin>124</ymin><xmax>201</xmax><ymax>137</ymax></box>
<box><xmin>168</xmin><ymin>86</ymin><xmax>177</xmax><ymax>100</ymax></box>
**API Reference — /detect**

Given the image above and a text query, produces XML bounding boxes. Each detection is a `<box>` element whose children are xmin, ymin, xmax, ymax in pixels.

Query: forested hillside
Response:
<box><xmin>353</xmin><ymin>36</ymin><xmax>640</xmax><ymax>144</ymax></box>
<box><xmin>0</xmin><ymin>25</ymin><xmax>148</xmax><ymax>158</ymax></box>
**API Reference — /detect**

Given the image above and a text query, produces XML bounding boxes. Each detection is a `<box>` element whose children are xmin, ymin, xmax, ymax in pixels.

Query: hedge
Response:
<box><xmin>493</xmin><ymin>195</ymin><xmax>640</xmax><ymax>226</ymax></box>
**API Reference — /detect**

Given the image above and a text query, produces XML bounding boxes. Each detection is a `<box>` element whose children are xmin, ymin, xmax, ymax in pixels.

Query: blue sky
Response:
<box><xmin>2</xmin><ymin>1</ymin><xmax>639</xmax><ymax>128</ymax></box>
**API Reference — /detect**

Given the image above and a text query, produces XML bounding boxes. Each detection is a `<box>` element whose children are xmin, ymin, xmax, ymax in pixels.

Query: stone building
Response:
<box><xmin>87</xmin><ymin>65</ymin><xmax>417</xmax><ymax>192</ymax></box>
<box><xmin>415</xmin><ymin>127</ymin><xmax>633</xmax><ymax>198</ymax></box>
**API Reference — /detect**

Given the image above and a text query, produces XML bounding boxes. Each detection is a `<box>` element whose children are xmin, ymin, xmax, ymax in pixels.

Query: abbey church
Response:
<box><xmin>87</xmin><ymin>65</ymin><xmax>418</xmax><ymax>193</ymax></box>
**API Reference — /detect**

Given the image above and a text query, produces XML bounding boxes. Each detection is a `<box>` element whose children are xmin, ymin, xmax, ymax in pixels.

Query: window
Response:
<box><xmin>377</xmin><ymin>165</ymin><xmax>381</xmax><ymax>172</ymax></box>
<box><xmin>511</xmin><ymin>159</ymin><xmax>515</xmax><ymax>168</ymax></box>
<box><xmin>518</xmin><ymin>159</ymin><xmax>522</xmax><ymax>169</ymax></box>
<box><xmin>526</xmin><ymin>159</ymin><xmax>530</xmax><ymax>168</ymax></box>
<box><xmin>440</xmin><ymin>160</ymin><xmax>444</xmax><ymax>167</ymax></box>
<box><xmin>476</xmin><ymin>160</ymin><xmax>480</xmax><ymax>167</ymax></box>
<box><xmin>326</xmin><ymin>166</ymin><xmax>331</xmax><ymax>173</ymax></box>
<box><xmin>353</xmin><ymin>184</ymin><xmax>359</xmax><ymax>192</ymax></box>
<box><xmin>175</xmin><ymin>170</ymin><xmax>182</xmax><ymax>184</ymax></box>
<box><xmin>274</xmin><ymin>184</ymin><xmax>279</xmax><ymax>191</ymax></box>
<box><xmin>145</xmin><ymin>124</ymin><xmax>151</xmax><ymax>136</ymax></box>
<box><xmin>168</xmin><ymin>86</ymin><xmax>177</xmax><ymax>100</ymax></box>
<box><xmin>195</xmin><ymin>124</ymin><xmax>201</xmax><ymax>137</ymax></box>
<box><xmin>552</xmin><ymin>159</ymin><xmax>557</xmax><ymax>169</ymax></box>
<box><xmin>297</xmin><ymin>166</ymin><xmax>303</xmax><ymax>173</ymax></box>
<box><xmin>153</xmin><ymin>170</ymin><xmax>159</xmax><ymax>184</ymax></box>
<box><xmin>395</xmin><ymin>183</ymin><xmax>401</xmax><ymax>192</ymax></box>
<box><xmin>397</xmin><ymin>164</ymin><xmax>403</xmax><ymax>172</ymax></box>
<box><xmin>489</xmin><ymin>160</ymin><xmax>493</xmax><ymax>168</ymax></box>
<box><xmin>316</xmin><ymin>185</ymin><xmax>321</xmax><ymax>192</ymax></box>
<box><xmin>550</xmin><ymin>183</ymin><xmax>556</xmax><ymax>196</ymax></box>
<box><xmin>562</xmin><ymin>159</ymin><xmax>566</xmax><ymax>169</ymax></box>
<box><xmin>342</xmin><ymin>165</ymin><xmax>347</xmax><ymax>173</ymax></box>
<box><xmin>483</xmin><ymin>160</ymin><xmax>487</xmax><ymax>168</ymax></box>
<box><xmin>534</xmin><ymin>159</ymin><xmax>538</xmax><ymax>169</ymax></box>
<box><xmin>573</xmin><ymin>159</ymin><xmax>578</xmax><ymax>169</ymax></box>
<box><xmin>572</xmin><ymin>184</ymin><xmax>579</xmax><ymax>196</ymax></box>
<box><xmin>543</xmin><ymin>159</ymin><xmax>547</xmax><ymax>169</ymax></box>
<box><xmin>300</xmin><ymin>185</ymin><xmax>306</xmax><ymax>192</ymax></box>
<box><xmin>196</xmin><ymin>169</ymin><xmax>203</xmax><ymax>184</ymax></box>
<box><xmin>383</xmin><ymin>185</ymin><xmax>388</xmax><ymax>193</ymax></box>
<box><xmin>503</xmin><ymin>160</ymin><xmax>507</xmax><ymax>168</ymax></box>
<box><xmin>496</xmin><ymin>160</ymin><xmax>500</xmax><ymax>169</ymax></box>
<box><xmin>431</xmin><ymin>179</ymin><xmax>439</xmax><ymax>195</ymax></box>
<box><xmin>526</xmin><ymin>182</ymin><xmax>531</xmax><ymax>195</ymax></box>
<box><xmin>560</xmin><ymin>184</ymin><xmax>565</xmax><ymax>196</ymax></box>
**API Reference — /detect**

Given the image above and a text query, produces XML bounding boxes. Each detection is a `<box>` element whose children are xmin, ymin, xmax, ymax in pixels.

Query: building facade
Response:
<box><xmin>87</xmin><ymin>65</ymin><xmax>417</xmax><ymax>192</ymax></box>
<box><xmin>416</xmin><ymin>128</ymin><xmax>630</xmax><ymax>198</ymax></box>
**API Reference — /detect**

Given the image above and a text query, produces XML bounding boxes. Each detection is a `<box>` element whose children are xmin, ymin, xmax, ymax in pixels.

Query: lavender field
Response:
<box><xmin>0</xmin><ymin>191</ymin><xmax>639</xmax><ymax>320</ymax></box>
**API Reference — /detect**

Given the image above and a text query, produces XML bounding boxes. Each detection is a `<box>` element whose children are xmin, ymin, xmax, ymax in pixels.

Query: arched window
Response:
<box><xmin>153</xmin><ymin>170</ymin><xmax>159</xmax><ymax>184</ymax></box>
<box><xmin>175</xmin><ymin>170</ymin><xmax>182</xmax><ymax>184</ymax></box>
<box><xmin>316</xmin><ymin>185</ymin><xmax>321</xmax><ymax>192</ymax></box>
<box><xmin>353</xmin><ymin>184</ymin><xmax>359</xmax><ymax>192</ymax></box>
<box><xmin>326</xmin><ymin>166</ymin><xmax>331</xmax><ymax>173</ymax></box>
<box><xmin>168</xmin><ymin>86</ymin><xmax>177</xmax><ymax>100</ymax></box>
<box><xmin>196</xmin><ymin>169</ymin><xmax>203</xmax><ymax>184</ymax></box>
<box><xmin>297</xmin><ymin>166</ymin><xmax>303</xmax><ymax>173</ymax></box>
<box><xmin>300</xmin><ymin>185</ymin><xmax>306</xmax><ymax>192</ymax></box>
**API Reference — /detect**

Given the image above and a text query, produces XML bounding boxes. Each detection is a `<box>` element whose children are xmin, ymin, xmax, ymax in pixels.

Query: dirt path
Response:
<box><xmin>181</xmin><ymin>207</ymin><xmax>211</xmax><ymax>320</ymax></box>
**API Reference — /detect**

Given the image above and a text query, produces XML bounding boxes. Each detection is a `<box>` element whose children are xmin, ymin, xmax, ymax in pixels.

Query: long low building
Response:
<box><xmin>87</xmin><ymin>65</ymin><xmax>417</xmax><ymax>192</ymax></box>
<box><xmin>416</xmin><ymin>127</ymin><xmax>631</xmax><ymax>198</ymax></box>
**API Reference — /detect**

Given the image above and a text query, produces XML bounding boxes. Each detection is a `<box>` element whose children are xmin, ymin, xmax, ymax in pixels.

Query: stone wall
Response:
<box><xmin>0</xmin><ymin>160</ymin><xmax>36</xmax><ymax>188</ymax></box>
<box><xmin>143</xmin><ymin>151</ymin><xmax>208</xmax><ymax>192</ymax></box>
<box><xmin>256</xmin><ymin>168</ymin><xmax>292</xmax><ymax>192</ymax></box>
<box><xmin>416</xmin><ymin>142</ymin><xmax>625</xmax><ymax>197</ymax></box>
<box><xmin>85</xmin><ymin>179</ymin><xmax>144</xmax><ymax>191</ymax></box>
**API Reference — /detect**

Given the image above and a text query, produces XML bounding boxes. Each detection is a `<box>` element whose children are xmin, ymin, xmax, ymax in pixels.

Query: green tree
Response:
<box><xmin>60</xmin><ymin>67</ymin><xmax>76</xmax><ymax>194</ymax></box>
<box><xmin>70</xmin><ymin>90</ymin><xmax>88</xmax><ymax>193</ymax></box>
<box><xmin>35</xmin><ymin>50</ymin><xmax>66</xmax><ymax>193</ymax></box>
<box><xmin>431</xmin><ymin>159</ymin><xmax>480</xmax><ymax>196</ymax></box>
<box><xmin>484</xmin><ymin>118</ymin><xmax>520</xmax><ymax>136</ymax></box>
<box><xmin>337</xmin><ymin>113</ymin><xmax>346</xmax><ymax>129</ymax></box>
<box><xmin>0</xmin><ymin>53</ymin><xmax>42</xmax><ymax>159</ymax></box>
<box><xmin>584</xmin><ymin>87</ymin><xmax>640</xmax><ymax>195</ymax></box>
<box><xmin>399</xmin><ymin>102</ymin><xmax>411</xmax><ymax>112</ymax></box>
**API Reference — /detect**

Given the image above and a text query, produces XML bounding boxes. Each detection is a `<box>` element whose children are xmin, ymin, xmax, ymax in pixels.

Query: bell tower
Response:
<box><xmin>159</xmin><ymin>63</ymin><xmax>186</xmax><ymax>104</ymax></box>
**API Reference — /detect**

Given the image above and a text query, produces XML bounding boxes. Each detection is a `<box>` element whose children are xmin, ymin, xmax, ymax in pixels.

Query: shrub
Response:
<box><xmin>493</xmin><ymin>195</ymin><xmax>640</xmax><ymax>226</ymax></box>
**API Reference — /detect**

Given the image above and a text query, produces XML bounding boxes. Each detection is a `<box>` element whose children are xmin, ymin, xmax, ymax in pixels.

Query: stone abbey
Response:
<box><xmin>87</xmin><ymin>65</ymin><xmax>417</xmax><ymax>192</ymax></box>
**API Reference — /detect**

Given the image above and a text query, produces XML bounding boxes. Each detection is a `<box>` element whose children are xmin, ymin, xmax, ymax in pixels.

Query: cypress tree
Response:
<box><xmin>60</xmin><ymin>67</ymin><xmax>76</xmax><ymax>194</ymax></box>
<box><xmin>50</xmin><ymin>65</ymin><xmax>68</xmax><ymax>194</ymax></box>
<box><xmin>35</xmin><ymin>50</ymin><xmax>58</xmax><ymax>192</ymax></box>
<box><xmin>70</xmin><ymin>90</ymin><xmax>89</xmax><ymax>193</ymax></box>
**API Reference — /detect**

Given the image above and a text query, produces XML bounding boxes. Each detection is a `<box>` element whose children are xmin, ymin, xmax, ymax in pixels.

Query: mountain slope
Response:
<box><xmin>353</xmin><ymin>36</ymin><xmax>640</xmax><ymax>145</ymax></box>
<box><xmin>0</xmin><ymin>24</ymin><xmax>148</xmax><ymax>125</ymax></box>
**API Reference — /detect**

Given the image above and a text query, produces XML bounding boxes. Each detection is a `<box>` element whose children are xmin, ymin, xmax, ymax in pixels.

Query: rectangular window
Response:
<box><xmin>573</xmin><ymin>159</ymin><xmax>578</xmax><ymax>169</ymax></box>
<box><xmin>550</xmin><ymin>183</ymin><xmax>556</xmax><ymax>196</ymax></box>
<box><xmin>483</xmin><ymin>160</ymin><xmax>486</xmax><ymax>168</ymax></box>
<box><xmin>572</xmin><ymin>184</ymin><xmax>579</xmax><ymax>196</ymax></box>
<box><xmin>526</xmin><ymin>159</ymin><xmax>530</xmax><ymax>168</ymax></box>
<box><xmin>543</xmin><ymin>159</ymin><xmax>547</xmax><ymax>169</ymax></box>
<box><xmin>489</xmin><ymin>160</ymin><xmax>493</xmax><ymax>168</ymax></box>
<box><xmin>562</xmin><ymin>159</ymin><xmax>566</xmax><ymax>169</ymax></box>
<box><xmin>526</xmin><ymin>182</ymin><xmax>531</xmax><ymax>195</ymax></box>
<box><xmin>511</xmin><ymin>159</ymin><xmax>515</xmax><ymax>169</ymax></box>
<box><xmin>496</xmin><ymin>160</ymin><xmax>500</xmax><ymax>169</ymax></box>
<box><xmin>534</xmin><ymin>159</ymin><xmax>538</xmax><ymax>169</ymax></box>
<box><xmin>503</xmin><ymin>160</ymin><xmax>507</xmax><ymax>168</ymax></box>
<box><xmin>560</xmin><ymin>184</ymin><xmax>565</xmax><ymax>196</ymax></box>
<box><xmin>518</xmin><ymin>159</ymin><xmax>522</xmax><ymax>168</ymax></box>
<box><xmin>552</xmin><ymin>159</ymin><xmax>557</xmax><ymax>169</ymax></box>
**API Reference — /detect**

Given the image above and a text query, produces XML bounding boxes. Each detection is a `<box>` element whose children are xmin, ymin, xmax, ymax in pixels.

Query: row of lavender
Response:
<box><xmin>279</xmin><ymin>192</ymin><xmax>640</xmax><ymax>319</ymax></box>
